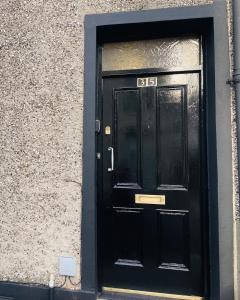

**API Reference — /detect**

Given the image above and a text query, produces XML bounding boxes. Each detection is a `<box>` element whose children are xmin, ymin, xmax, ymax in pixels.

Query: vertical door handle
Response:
<box><xmin>108</xmin><ymin>147</ymin><xmax>114</xmax><ymax>172</ymax></box>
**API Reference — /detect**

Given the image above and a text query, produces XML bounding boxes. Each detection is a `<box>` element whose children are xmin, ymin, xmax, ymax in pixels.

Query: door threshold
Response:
<box><xmin>100</xmin><ymin>287</ymin><xmax>204</xmax><ymax>300</ymax></box>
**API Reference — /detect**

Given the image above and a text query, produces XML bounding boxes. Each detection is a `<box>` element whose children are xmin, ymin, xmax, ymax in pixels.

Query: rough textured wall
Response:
<box><xmin>0</xmin><ymin>0</ymin><xmax>214</xmax><ymax>289</ymax></box>
<box><xmin>226</xmin><ymin>0</ymin><xmax>240</xmax><ymax>298</ymax></box>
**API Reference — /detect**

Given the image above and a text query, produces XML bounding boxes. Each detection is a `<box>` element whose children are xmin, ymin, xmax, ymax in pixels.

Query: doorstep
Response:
<box><xmin>97</xmin><ymin>288</ymin><xmax>204</xmax><ymax>300</ymax></box>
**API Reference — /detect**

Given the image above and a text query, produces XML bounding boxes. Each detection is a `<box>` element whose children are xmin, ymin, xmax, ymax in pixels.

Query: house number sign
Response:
<box><xmin>137</xmin><ymin>77</ymin><xmax>157</xmax><ymax>87</ymax></box>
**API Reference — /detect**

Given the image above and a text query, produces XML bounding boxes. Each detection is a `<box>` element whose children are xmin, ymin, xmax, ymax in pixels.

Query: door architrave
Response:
<box><xmin>82</xmin><ymin>3</ymin><xmax>233</xmax><ymax>300</ymax></box>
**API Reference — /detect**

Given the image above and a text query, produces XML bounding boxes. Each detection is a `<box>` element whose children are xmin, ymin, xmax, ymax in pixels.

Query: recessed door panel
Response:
<box><xmin>157</xmin><ymin>86</ymin><xmax>188</xmax><ymax>189</ymax></box>
<box><xmin>158</xmin><ymin>210</ymin><xmax>190</xmax><ymax>272</ymax></box>
<box><xmin>113</xmin><ymin>89</ymin><xmax>141</xmax><ymax>188</ymax></box>
<box><xmin>113</xmin><ymin>208</ymin><xmax>144</xmax><ymax>267</ymax></box>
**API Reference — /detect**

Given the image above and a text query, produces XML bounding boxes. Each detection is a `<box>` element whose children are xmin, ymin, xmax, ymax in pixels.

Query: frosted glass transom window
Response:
<box><xmin>102</xmin><ymin>36</ymin><xmax>201</xmax><ymax>71</ymax></box>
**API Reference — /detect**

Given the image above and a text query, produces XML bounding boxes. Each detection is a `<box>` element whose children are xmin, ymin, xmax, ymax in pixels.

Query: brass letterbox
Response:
<box><xmin>135</xmin><ymin>194</ymin><xmax>166</xmax><ymax>205</ymax></box>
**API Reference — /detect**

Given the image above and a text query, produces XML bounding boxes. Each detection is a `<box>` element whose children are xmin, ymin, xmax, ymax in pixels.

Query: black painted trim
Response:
<box><xmin>82</xmin><ymin>2</ymin><xmax>233</xmax><ymax>300</ymax></box>
<box><xmin>102</xmin><ymin>67</ymin><xmax>202</xmax><ymax>77</ymax></box>
<box><xmin>85</xmin><ymin>4</ymin><xmax>214</xmax><ymax>27</ymax></box>
<box><xmin>82</xmin><ymin>17</ymin><xmax>97</xmax><ymax>296</ymax></box>
<box><xmin>0</xmin><ymin>282</ymin><xmax>96</xmax><ymax>300</ymax></box>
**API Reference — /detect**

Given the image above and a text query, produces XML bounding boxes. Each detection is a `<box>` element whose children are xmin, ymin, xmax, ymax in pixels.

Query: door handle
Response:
<box><xmin>108</xmin><ymin>147</ymin><xmax>114</xmax><ymax>172</ymax></box>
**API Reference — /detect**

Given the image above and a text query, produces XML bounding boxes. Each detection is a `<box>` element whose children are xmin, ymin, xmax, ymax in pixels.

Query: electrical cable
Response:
<box><xmin>58</xmin><ymin>275</ymin><xmax>67</xmax><ymax>288</ymax></box>
<box><xmin>68</xmin><ymin>276</ymin><xmax>81</xmax><ymax>286</ymax></box>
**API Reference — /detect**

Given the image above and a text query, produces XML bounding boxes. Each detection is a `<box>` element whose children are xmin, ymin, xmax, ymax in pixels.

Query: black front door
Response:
<box><xmin>101</xmin><ymin>72</ymin><xmax>204</xmax><ymax>296</ymax></box>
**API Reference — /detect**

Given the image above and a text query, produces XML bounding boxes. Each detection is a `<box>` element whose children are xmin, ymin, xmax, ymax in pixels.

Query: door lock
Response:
<box><xmin>105</xmin><ymin>126</ymin><xmax>111</xmax><ymax>135</ymax></box>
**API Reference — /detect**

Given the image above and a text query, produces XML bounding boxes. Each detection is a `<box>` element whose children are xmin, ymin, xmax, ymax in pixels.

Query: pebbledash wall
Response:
<box><xmin>0</xmin><ymin>0</ymin><xmax>239</xmax><ymax>297</ymax></box>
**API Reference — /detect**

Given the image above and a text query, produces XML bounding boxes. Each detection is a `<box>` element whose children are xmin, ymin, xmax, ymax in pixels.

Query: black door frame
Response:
<box><xmin>82</xmin><ymin>3</ymin><xmax>233</xmax><ymax>300</ymax></box>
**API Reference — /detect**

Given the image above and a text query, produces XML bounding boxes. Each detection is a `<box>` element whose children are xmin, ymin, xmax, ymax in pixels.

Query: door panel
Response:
<box><xmin>113</xmin><ymin>208</ymin><xmax>144</xmax><ymax>267</ymax></box>
<box><xmin>157</xmin><ymin>210</ymin><xmax>190</xmax><ymax>272</ymax></box>
<box><xmin>101</xmin><ymin>73</ymin><xmax>203</xmax><ymax>296</ymax></box>
<box><xmin>113</xmin><ymin>88</ymin><xmax>141</xmax><ymax>187</ymax></box>
<box><xmin>156</xmin><ymin>86</ymin><xmax>188</xmax><ymax>188</ymax></box>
